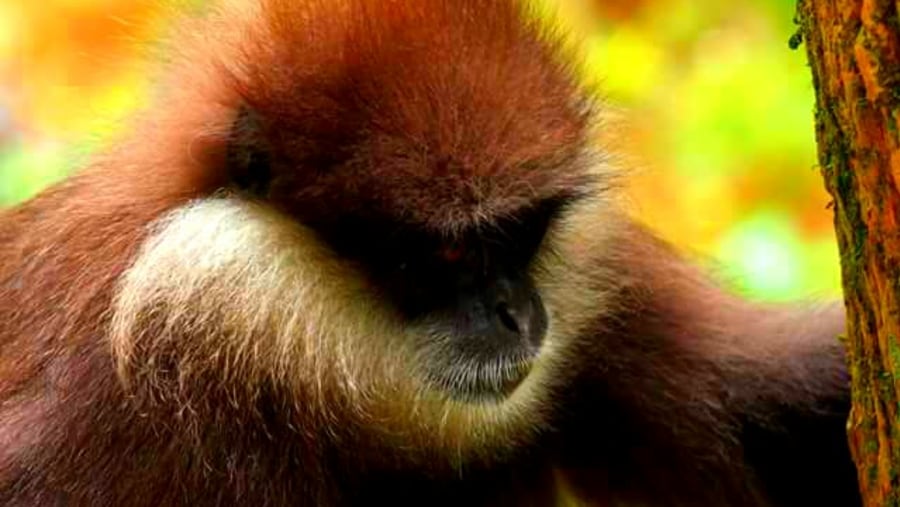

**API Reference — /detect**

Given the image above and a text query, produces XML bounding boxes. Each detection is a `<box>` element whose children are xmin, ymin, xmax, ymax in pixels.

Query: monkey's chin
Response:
<box><xmin>427</xmin><ymin>357</ymin><xmax>534</xmax><ymax>404</ymax></box>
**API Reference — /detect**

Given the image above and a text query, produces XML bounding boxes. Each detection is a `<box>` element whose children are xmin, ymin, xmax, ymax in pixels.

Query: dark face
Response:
<box><xmin>226</xmin><ymin>108</ymin><xmax>570</xmax><ymax>402</ymax></box>
<box><xmin>315</xmin><ymin>200</ymin><xmax>564</xmax><ymax>401</ymax></box>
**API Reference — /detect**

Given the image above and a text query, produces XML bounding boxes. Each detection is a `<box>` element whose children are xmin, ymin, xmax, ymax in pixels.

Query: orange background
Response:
<box><xmin>0</xmin><ymin>0</ymin><xmax>840</xmax><ymax>301</ymax></box>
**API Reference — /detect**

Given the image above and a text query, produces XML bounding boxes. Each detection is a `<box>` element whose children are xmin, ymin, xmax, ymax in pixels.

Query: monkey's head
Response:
<box><xmin>112</xmin><ymin>0</ymin><xmax>617</xmax><ymax>465</ymax></box>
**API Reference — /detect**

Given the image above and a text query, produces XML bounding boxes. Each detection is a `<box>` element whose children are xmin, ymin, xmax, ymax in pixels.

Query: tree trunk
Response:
<box><xmin>796</xmin><ymin>1</ymin><xmax>900</xmax><ymax>504</ymax></box>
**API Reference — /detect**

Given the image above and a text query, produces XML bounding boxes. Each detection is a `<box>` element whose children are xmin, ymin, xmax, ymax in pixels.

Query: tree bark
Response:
<box><xmin>797</xmin><ymin>0</ymin><xmax>900</xmax><ymax>504</ymax></box>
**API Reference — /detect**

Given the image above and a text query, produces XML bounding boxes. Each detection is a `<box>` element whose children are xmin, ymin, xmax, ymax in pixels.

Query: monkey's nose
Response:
<box><xmin>497</xmin><ymin>302</ymin><xmax>529</xmax><ymax>336</ymax></box>
<box><xmin>490</xmin><ymin>280</ymin><xmax>547</xmax><ymax>351</ymax></box>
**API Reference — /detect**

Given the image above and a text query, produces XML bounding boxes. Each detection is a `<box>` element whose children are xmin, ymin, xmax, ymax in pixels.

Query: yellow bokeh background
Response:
<box><xmin>0</xmin><ymin>0</ymin><xmax>840</xmax><ymax>301</ymax></box>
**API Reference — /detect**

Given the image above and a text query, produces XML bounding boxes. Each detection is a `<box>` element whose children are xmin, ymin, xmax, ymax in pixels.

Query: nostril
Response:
<box><xmin>496</xmin><ymin>303</ymin><xmax>521</xmax><ymax>334</ymax></box>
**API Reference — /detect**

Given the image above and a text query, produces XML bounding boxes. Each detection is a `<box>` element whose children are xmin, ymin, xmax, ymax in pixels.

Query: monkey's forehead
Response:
<box><xmin>221</xmin><ymin>0</ymin><xmax>604</xmax><ymax>231</ymax></box>
<box><xmin>285</xmin><ymin>154</ymin><xmax>596</xmax><ymax>234</ymax></box>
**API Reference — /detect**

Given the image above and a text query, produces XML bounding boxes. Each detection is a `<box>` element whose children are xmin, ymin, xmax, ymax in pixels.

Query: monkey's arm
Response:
<box><xmin>556</xmin><ymin>222</ymin><xmax>859</xmax><ymax>506</ymax></box>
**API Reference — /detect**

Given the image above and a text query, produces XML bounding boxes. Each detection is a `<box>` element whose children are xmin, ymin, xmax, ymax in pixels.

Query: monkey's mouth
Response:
<box><xmin>426</xmin><ymin>356</ymin><xmax>534</xmax><ymax>403</ymax></box>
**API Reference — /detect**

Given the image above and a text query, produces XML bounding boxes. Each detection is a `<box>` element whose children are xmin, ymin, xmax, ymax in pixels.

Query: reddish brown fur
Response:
<box><xmin>0</xmin><ymin>0</ymin><xmax>859</xmax><ymax>506</ymax></box>
<box><xmin>232</xmin><ymin>0</ymin><xmax>599</xmax><ymax>232</ymax></box>
<box><xmin>553</xmin><ymin>222</ymin><xmax>857</xmax><ymax>505</ymax></box>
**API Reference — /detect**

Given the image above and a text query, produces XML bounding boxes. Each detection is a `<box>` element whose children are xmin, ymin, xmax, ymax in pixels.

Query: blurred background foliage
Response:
<box><xmin>0</xmin><ymin>0</ymin><xmax>839</xmax><ymax>301</ymax></box>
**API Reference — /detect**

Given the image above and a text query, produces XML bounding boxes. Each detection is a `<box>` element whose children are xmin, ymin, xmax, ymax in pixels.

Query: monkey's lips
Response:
<box><xmin>428</xmin><ymin>356</ymin><xmax>534</xmax><ymax>403</ymax></box>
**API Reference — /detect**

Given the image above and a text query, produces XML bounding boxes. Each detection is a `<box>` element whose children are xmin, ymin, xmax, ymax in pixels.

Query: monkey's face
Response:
<box><xmin>109</xmin><ymin>0</ymin><xmax>617</xmax><ymax>465</ymax></box>
<box><xmin>225</xmin><ymin>106</ymin><xmax>592</xmax><ymax>404</ymax></box>
<box><xmin>313</xmin><ymin>198</ymin><xmax>572</xmax><ymax>402</ymax></box>
<box><xmin>115</xmin><ymin>116</ymin><xmax>614</xmax><ymax>459</ymax></box>
<box><xmin>212</xmin><ymin>0</ymin><xmax>604</xmax><ymax>407</ymax></box>
<box><xmin>230</xmin><ymin>156</ymin><xmax>569</xmax><ymax>402</ymax></box>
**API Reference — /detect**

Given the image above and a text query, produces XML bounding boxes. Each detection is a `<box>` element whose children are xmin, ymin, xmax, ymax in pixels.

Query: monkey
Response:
<box><xmin>0</xmin><ymin>0</ymin><xmax>860</xmax><ymax>505</ymax></box>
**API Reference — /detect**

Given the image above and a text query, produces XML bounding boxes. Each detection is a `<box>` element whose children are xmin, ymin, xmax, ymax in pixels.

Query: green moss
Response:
<box><xmin>870</xmin><ymin>463</ymin><xmax>880</xmax><ymax>484</ymax></box>
<box><xmin>889</xmin><ymin>335</ymin><xmax>900</xmax><ymax>375</ymax></box>
<box><xmin>790</xmin><ymin>1</ymin><xmax>807</xmax><ymax>51</ymax></box>
<box><xmin>788</xmin><ymin>30</ymin><xmax>804</xmax><ymax>50</ymax></box>
<box><xmin>867</xmin><ymin>439</ymin><xmax>881</xmax><ymax>454</ymax></box>
<box><xmin>837</xmin><ymin>171</ymin><xmax>867</xmax><ymax>253</ymax></box>
<box><xmin>879</xmin><ymin>370</ymin><xmax>895</xmax><ymax>399</ymax></box>
<box><xmin>887</xmin><ymin>113</ymin><xmax>899</xmax><ymax>137</ymax></box>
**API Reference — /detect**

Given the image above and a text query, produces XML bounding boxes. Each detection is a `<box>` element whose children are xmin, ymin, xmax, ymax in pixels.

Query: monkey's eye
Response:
<box><xmin>228</xmin><ymin>146</ymin><xmax>272</xmax><ymax>196</ymax></box>
<box><xmin>440</xmin><ymin>242</ymin><xmax>466</xmax><ymax>263</ymax></box>
<box><xmin>226</xmin><ymin>107</ymin><xmax>272</xmax><ymax>196</ymax></box>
